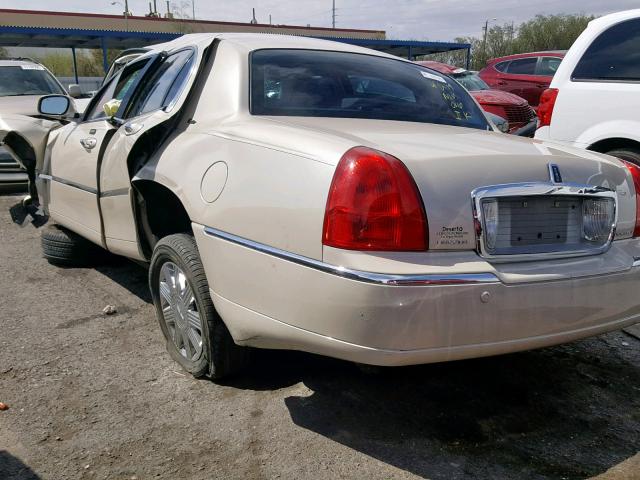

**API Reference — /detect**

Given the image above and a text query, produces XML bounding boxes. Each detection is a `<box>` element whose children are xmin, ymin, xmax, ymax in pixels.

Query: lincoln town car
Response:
<box><xmin>1</xmin><ymin>33</ymin><xmax>639</xmax><ymax>378</ymax></box>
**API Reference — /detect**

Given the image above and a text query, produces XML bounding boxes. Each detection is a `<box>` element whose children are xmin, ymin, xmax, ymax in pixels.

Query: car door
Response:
<box><xmin>501</xmin><ymin>57</ymin><xmax>539</xmax><ymax>104</ymax></box>
<box><xmin>45</xmin><ymin>58</ymin><xmax>154</xmax><ymax>246</ymax></box>
<box><xmin>98</xmin><ymin>47</ymin><xmax>201</xmax><ymax>259</ymax></box>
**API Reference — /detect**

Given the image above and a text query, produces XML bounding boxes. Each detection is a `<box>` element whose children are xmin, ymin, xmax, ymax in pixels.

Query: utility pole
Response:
<box><xmin>482</xmin><ymin>19</ymin><xmax>489</xmax><ymax>62</ymax></box>
<box><xmin>332</xmin><ymin>0</ymin><xmax>336</xmax><ymax>29</ymax></box>
<box><xmin>481</xmin><ymin>18</ymin><xmax>496</xmax><ymax>65</ymax></box>
<box><xmin>192</xmin><ymin>0</ymin><xmax>195</xmax><ymax>20</ymax></box>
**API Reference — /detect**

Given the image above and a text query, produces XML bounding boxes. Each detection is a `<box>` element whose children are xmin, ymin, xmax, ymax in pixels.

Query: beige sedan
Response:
<box><xmin>2</xmin><ymin>33</ymin><xmax>640</xmax><ymax>379</ymax></box>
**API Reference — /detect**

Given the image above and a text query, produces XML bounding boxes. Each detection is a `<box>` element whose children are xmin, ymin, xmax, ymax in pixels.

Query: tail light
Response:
<box><xmin>622</xmin><ymin>160</ymin><xmax>640</xmax><ymax>237</ymax></box>
<box><xmin>537</xmin><ymin>88</ymin><xmax>559</xmax><ymax>128</ymax></box>
<box><xmin>323</xmin><ymin>146</ymin><xmax>428</xmax><ymax>251</ymax></box>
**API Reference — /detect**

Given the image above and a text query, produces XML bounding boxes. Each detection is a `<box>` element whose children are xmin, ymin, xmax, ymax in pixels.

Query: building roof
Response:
<box><xmin>0</xmin><ymin>8</ymin><xmax>470</xmax><ymax>60</ymax></box>
<box><xmin>0</xmin><ymin>8</ymin><xmax>385</xmax><ymax>41</ymax></box>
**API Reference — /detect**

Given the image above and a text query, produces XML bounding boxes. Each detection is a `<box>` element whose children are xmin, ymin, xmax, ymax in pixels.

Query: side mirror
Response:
<box><xmin>68</xmin><ymin>84</ymin><xmax>82</xmax><ymax>98</ymax></box>
<box><xmin>38</xmin><ymin>95</ymin><xmax>71</xmax><ymax>116</ymax></box>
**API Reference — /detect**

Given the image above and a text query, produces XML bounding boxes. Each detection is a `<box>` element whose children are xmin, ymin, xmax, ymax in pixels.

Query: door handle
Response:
<box><xmin>80</xmin><ymin>137</ymin><xmax>97</xmax><ymax>150</ymax></box>
<box><xmin>497</xmin><ymin>80</ymin><xmax>507</xmax><ymax>85</ymax></box>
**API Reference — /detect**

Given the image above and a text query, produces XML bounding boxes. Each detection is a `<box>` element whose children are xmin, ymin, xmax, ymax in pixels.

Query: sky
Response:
<box><xmin>2</xmin><ymin>0</ymin><xmax>639</xmax><ymax>41</ymax></box>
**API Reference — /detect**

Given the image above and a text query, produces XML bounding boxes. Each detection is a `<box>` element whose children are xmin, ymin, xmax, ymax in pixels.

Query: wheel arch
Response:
<box><xmin>588</xmin><ymin>137</ymin><xmax>640</xmax><ymax>155</ymax></box>
<box><xmin>2</xmin><ymin>131</ymin><xmax>37</xmax><ymax>171</ymax></box>
<box><xmin>131</xmin><ymin>179</ymin><xmax>192</xmax><ymax>259</ymax></box>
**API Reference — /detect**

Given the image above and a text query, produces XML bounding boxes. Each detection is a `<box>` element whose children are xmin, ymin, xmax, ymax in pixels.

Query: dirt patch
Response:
<box><xmin>0</xmin><ymin>194</ymin><xmax>638</xmax><ymax>480</ymax></box>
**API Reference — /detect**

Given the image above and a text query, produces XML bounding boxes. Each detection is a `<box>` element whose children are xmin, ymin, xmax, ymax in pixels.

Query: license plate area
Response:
<box><xmin>484</xmin><ymin>195</ymin><xmax>583</xmax><ymax>255</ymax></box>
<box><xmin>472</xmin><ymin>183</ymin><xmax>617</xmax><ymax>262</ymax></box>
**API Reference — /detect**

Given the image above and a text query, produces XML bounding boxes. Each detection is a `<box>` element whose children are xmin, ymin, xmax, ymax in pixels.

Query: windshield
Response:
<box><xmin>251</xmin><ymin>49</ymin><xmax>489</xmax><ymax>130</ymax></box>
<box><xmin>453</xmin><ymin>71</ymin><xmax>490</xmax><ymax>91</ymax></box>
<box><xmin>0</xmin><ymin>65</ymin><xmax>65</xmax><ymax>97</ymax></box>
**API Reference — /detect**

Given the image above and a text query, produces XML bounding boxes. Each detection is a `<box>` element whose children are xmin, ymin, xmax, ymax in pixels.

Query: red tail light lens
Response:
<box><xmin>323</xmin><ymin>146</ymin><xmax>428</xmax><ymax>251</ymax></box>
<box><xmin>622</xmin><ymin>160</ymin><xmax>640</xmax><ymax>237</ymax></box>
<box><xmin>537</xmin><ymin>88</ymin><xmax>559</xmax><ymax>128</ymax></box>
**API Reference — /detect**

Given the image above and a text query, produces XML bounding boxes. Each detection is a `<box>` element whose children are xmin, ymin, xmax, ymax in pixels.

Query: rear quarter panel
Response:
<box><xmin>135</xmin><ymin>129</ymin><xmax>335</xmax><ymax>261</ymax></box>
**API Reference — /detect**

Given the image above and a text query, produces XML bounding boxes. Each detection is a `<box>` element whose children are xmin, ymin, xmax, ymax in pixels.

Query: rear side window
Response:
<box><xmin>494</xmin><ymin>61</ymin><xmax>509</xmax><ymax>72</ymax></box>
<box><xmin>537</xmin><ymin>57</ymin><xmax>562</xmax><ymax>76</ymax></box>
<box><xmin>505</xmin><ymin>58</ymin><xmax>537</xmax><ymax>75</ymax></box>
<box><xmin>250</xmin><ymin>49</ymin><xmax>489</xmax><ymax>131</ymax></box>
<box><xmin>572</xmin><ymin>18</ymin><xmax>640</xmax><ymax>82</ymax></box>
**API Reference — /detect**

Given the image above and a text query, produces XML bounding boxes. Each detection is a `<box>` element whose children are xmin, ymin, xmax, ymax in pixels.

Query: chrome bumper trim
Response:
<box><xmin>203</xmin><ymin>226</ymin><xmax>500</xmax><ymax>286</ymax></box>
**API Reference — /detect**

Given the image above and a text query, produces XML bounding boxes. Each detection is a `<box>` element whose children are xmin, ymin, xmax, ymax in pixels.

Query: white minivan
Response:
<box><xmin>534</xmin><ymin>9</ymin><xmax>640</xmax><ymax>164</ymax></box>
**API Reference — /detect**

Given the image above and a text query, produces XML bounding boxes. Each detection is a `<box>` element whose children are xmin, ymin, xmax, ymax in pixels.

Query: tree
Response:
<box><xmin>32</xmin><ymin>48</ymin><xmax>122</xmax><ymax>77</ymax></box>
<box><xmin>420</xmin><ymin>14</ymin><xmax>595</xmax><ymax>70</ymax></box>
<box><xmin>0</xmin><ymin>47</ymin><xmax>8</xmax><ymax>59</ymax></box>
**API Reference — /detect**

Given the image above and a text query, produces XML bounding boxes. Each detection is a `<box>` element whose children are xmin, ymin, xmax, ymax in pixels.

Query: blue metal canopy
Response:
<box><xmin>0</xmin><ymin>24</ymin><xmax>471</xmax><ymax>79</ymax></box>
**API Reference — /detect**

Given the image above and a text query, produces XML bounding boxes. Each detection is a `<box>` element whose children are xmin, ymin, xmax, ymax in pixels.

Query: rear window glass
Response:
<box><xmin>250</xmin><ymin>49</ymin><xmax>489</xmax><ymax>130</ymax></box>
<box><xmin>505</xmin><ymin>58</ymin><xmax>537</xmax><ymax>75</ymax></box>
<box><xmin>0</xmin><ymin>65</ymin><xmax>64</xmax><ymax>97</ymax></box>
<box><xmin>572</xmin><ymin>18</ymin><xmax>640</xmax><ymax>82</ymax></box>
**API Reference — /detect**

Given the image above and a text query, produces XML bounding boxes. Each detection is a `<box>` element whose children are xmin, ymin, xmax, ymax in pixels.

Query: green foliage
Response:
<box><xmin>32</xmin><ymin>49</ymin><xmax>122</xmax><ymax>77</ymax></box>
<box><xmin>0</xmin><ymin>47</ymin><xmax>9</xmax><ymax>59</ymax></box>
<box><xmin>422</xmin><ymin>14</ymin><xmax>595</xmax><ymax>70</ymax></box>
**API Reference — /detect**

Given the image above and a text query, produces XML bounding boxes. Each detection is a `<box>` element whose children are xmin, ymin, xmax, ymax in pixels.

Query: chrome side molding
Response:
<box><xmin>203</xmin><ymin>226</ymin><xmax>500</xmax><ymax>286</ymax></box>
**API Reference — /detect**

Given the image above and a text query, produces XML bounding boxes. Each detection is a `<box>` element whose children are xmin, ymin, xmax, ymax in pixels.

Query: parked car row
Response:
<box><xmin>0</xmin><ymin>57</ymin><xmax>90</xmax><ymax>192</ymax></box>
<box><xmin>416</xmin><ymin>61</ymin><xmax>537</xmax><ymax>135</ymax></box>
<box><xmin>1</xmin><ymin>14</ymin><xmax>639</xmax><ymax>379</ymax></box>
<box><xmin>534</xmin><ymin>9</ymin><xmax>640</xmax><ymax>164</ymax></box>
<box><xmin>478</xmin><ymin>51</ymin><xmax>565</xmax><ymax>108</ymax></box>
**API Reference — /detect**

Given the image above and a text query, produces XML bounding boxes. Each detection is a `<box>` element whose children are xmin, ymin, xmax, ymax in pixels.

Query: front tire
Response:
<box><xmin>149</xmin><ymin>234</ymin><xmax>249</xmax><ymax>379</ymax></box>
<box><xmin>41</xmin><ymin>224</ymin><xmax>105</xmax><ymax>266</ymax></box>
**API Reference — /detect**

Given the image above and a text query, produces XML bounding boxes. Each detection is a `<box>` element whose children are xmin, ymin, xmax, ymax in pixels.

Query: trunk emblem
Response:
<box><xmin>548</xmin><ymin>163</ymin><xmax>563</xmax><ymax>184</ymax></box>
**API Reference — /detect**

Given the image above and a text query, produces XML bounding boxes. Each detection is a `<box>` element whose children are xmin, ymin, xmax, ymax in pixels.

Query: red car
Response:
<box><xmin>478</xmin><ymin>51</ymin><xmax>565</xmax><ymax>108</ymax></box>
<box><xmin>416</xmin><ymin>61</ymin><xmax>536</xmax><ymax>135</ymax></box>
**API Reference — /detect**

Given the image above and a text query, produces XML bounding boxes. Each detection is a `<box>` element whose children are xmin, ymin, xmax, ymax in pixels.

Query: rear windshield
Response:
<box><xmin>453</xmin><ymin>72</ymin><xmax>490</xmax><ymax>91</ymax></box>
<box><xmin>250</xmin><ymin>49</ymin><xmax>489</xmax><ymax>130</ymax></box>
<box><xmin>0</xmin><ymin>65</ymin><xmax>64</xmax><ymax>97</ymax></box>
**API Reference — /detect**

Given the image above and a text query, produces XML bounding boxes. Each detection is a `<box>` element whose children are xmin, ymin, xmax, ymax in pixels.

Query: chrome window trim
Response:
<box><xmin>471</xmin><ymin>182</ymin><xmax>618</xmax><ymax>263</ymax></box>
<box><xmin>203</xmin><ymin>226</ymin><xmax>500</xmax><ymax>286</ymax></box>
<box><xmin>163</xmin><ymin>47</ymin><xmax>198</xmax><ymax>114</ymax></box>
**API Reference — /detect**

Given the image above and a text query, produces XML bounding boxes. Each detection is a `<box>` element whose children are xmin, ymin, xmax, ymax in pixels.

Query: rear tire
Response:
<box><xmin>41</xmin><ymin>224</ymin><xmax>106</xmax><ymax>266</ymax></box>
<box><xmin>149</xmin><ymin>234</ymin><xmax>249</xmax><ymax>380</ymax></box>
<box><xmin>605</xmin><ymin>147</ymin><xmax>640</xmax><ymax>166</ymax></box>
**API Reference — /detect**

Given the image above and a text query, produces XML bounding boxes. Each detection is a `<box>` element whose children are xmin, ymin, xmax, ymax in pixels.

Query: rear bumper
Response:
<box><xmin>193</xmin><ymin>224</ymin><xmax>640</xmax><ymax>366</ymax></box>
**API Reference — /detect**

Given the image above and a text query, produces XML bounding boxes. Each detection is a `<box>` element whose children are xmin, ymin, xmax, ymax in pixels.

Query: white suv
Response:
<box><xmin>534</xmin><ymin>9</ymin><xmax>640</xmax><ymax>163</ymax></box>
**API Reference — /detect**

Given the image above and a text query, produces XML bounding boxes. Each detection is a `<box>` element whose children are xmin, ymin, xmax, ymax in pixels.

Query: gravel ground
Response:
<box><xmin>0</xmin><ymin>193</ymin><xmax>639</xmax><ymax>480</ymax></box>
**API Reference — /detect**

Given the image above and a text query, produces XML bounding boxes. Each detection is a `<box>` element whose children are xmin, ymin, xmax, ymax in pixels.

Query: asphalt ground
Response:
<box><xmin>0</xmin><ymin>193</ymin><xmax>639</xmax><ymax>480</ymax></box>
